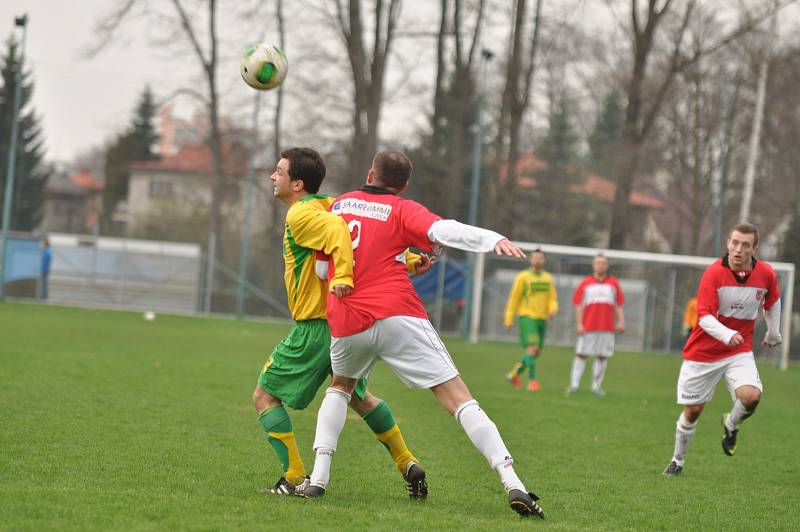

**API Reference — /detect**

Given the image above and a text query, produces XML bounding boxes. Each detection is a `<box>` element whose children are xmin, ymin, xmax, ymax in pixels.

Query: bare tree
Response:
<box><xmin>606</xmin><ymin>0</ymin><xmax>798</xmax><ymax>249</ymax></box>
<box><xmin>331</xmin><ymin>0</ymin><xmax>403</xmax><ymax>189</ymax></box>
<box><xmin>488</xmin><ymin>0</ymin><xmax>544</xmax><ymax>234</ymax></box>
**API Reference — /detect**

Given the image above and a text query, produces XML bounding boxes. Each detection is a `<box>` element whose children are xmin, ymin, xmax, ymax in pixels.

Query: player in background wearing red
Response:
<box><xmin>663</xmin><ymin>223</ymin><xmax>783</xmax><ymax>476</ymax></box>
<box><xmin>566</xmin><ymin>254</ymin><xmax>625</xmax><ymax>396</ymax></box>
<box><xmin>302</xmin><ymin>150</ymin><xmax>545</xmax><ymax>518</ymax></box>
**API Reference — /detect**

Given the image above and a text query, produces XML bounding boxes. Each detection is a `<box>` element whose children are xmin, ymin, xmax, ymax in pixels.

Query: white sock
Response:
<box><xmin>591</xmin><ymin>357</ymin><xmax>608</xmax><ymax>392</ymax></box>
<box><xmin>309</xmin><ymin>387</ymin><xmax>351</xmax><ymax>488</ymax></box>
<box><xmin>455</xmin><ymin>399</ymin><xmax>525</xmax><ymax>493</ymax></box>
<box><xmin>570</xmin><ymin>356</ymin><xmax>586</xmax><ymax>390</ymax></box>
<box><xmin>672</xmin><ymin>412</ymin><xmax>697</xmax><ymax>466</ymax></box>
<box><xmin>728</xmin><ymin>399</ymin><xmax>754</xmax><ymax>429</ymax></box>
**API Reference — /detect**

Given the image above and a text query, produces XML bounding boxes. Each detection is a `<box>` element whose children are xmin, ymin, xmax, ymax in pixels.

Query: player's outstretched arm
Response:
<box><xmin>427</xmin><ymin>219</ymin><xmax>523</xmax><ymax>257</ymax></box>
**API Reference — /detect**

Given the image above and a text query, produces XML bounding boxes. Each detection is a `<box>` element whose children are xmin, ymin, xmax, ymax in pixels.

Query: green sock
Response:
<box><xmin>363</xmin><ymin>401</ymin><xmax>416</xmax><ymax>472</ymax></box>
<box><xmin>258</xmin><ymin>405</ymin><xmax>306</xmax><ymax>484</ymax></box>
<box><xmin>528</xmin><ymin>355</ymin><xmax>537</xmax><ymax>380</ymax></box>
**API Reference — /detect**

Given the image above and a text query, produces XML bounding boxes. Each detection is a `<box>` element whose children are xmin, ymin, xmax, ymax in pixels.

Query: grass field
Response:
<box><xmin>2</xmin><ymin>302</ymin><xmax>799</xmax><ymax>531</ymax></box>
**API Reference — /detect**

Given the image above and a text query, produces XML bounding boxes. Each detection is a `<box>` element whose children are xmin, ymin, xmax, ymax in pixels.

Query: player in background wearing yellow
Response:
<box><xmin>252</xmin><ymin>148</ymin><xmax>427</xmax><ymax>498</ymax></box>
<box><xmin>682</xmin><ymin>296</ymin><xmax>698</xmax><ymax>337</ymax></box>
<box><xmin>504</xmin><ymin>249</ymin><xmax>558</xmax><ymax>391</ymax></box>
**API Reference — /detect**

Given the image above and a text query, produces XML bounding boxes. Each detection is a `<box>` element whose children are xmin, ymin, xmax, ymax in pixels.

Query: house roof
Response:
<box><xmin>70</xmin><ymin>169</ymin><xmax>104</xmax><ymax>192</ymax></box>
<box><xmin>46</xmin><ymin>169</ymin><xmax>103</xmax><ymax>196</ymax></box>
<box><xmin>130</xmin><ymin>142</ymin><xmax>267</xmax><ymax>175</ymax></box>
<box><xmin>507</xmin><ymin>153</ymin><xmax>665</xmax><ymax>210</ymax></box>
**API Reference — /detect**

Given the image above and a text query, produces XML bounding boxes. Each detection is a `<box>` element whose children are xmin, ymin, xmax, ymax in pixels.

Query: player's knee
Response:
<box><xmin>330</xmin><ymin>375</ymin><xmax>356</xmax><ymax>395</ymax></box>
<box><xmin>742</xmin><ymin>391</ymin><xmax>761</xmax><ymax>411</ymax></box>
<box><xmin>684</xmin><ymin>404</ymin><xmax>703</xmax><ymax>422</ymax></box>
<box><xmin>252</xmin><ymin>386</ymin><xmax>279</xmax><ymax>411</ymax></box>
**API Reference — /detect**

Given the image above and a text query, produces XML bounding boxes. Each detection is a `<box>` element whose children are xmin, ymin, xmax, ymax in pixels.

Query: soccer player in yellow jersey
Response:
<box><xmin>503</xmin><ymin>249</ymin><xmax>558</xmax><ymax>391</ymax></box>
<box><xmin>252</xmin><ymin>148</ymin><xmax>427</xmax><ymax>498</ymax></box>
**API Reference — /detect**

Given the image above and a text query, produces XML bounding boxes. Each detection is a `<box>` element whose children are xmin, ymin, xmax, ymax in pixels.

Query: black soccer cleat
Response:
<box><xmin>403</xmin><ymin>462</ymin><xmax>428</xmax><ymax>500</ymax></box>
<box><xmin>663</xmin><ymin>460</ymin><xmax>683</xmax><ymax>476</ymax></box>
<box><xmin>263</xmin><ymin>477</ymin><xmax>298</xmax><ymax>496</ymax></box>
<box><xmin>721</xmin><ymin>414</ymin><xmax>738</xmax><ymax>456</ymax></box>
<box><xmin>508</xmin><ymin>489</ymin><xmax>544</xmax><ymax>519</ymax></box>
<box><xmin>301</xmin><ymin>483</ymin><xmax>326</xmax><ymax>499</ymax></box>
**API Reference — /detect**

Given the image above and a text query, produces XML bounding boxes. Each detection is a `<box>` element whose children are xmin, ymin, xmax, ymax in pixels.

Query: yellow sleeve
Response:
<box><xmin>504</xmin><ymin>272</ymin><xmax>525</xmax><ymax>328</ymax></box>
<box><xmin>683</xmin><ymin>298</ymin><xmax>697</xmax><ymax>328</ymax></box>
<box><xmin>405</xmin><ymin>250</ymin><xmax>421</xmax><ymax>275</ymax></box>
<box><xmin>287</xmin><ymin>206</ymin><xmax>354</xmax><ymax>288</ymax></box>
<box><xmin>548</xmin><ymin>274</ymin><xmax>559</xmax><ymax>315</ymax></box>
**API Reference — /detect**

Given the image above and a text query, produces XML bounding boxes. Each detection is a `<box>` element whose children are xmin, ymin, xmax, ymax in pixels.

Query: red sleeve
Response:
<box><xmin>572</xmin><ymin>279</ymin><xmax>586</xmax><ymax>306</ymax></box>
<box><xmin>398</xmin><ymin>199</ymin><xmax>442</xmax><ymax>252</ymax></box>
<box><xmin>613</xmin><ymin>277</ymin><xmax>625</xmax><ymax>305</ymax></box>
<box><xmin>764</xmin><ymin>268</ymin><xmax>780</xmax><ymax>311</ymax></box>
<box><xmin>696</xmin><ymin>266</ymin><xmax>720</xmax><ymax>319</ymax></box>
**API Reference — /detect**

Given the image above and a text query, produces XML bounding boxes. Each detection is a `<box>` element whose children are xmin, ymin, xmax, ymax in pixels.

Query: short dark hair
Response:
<box><xmin>729</xmin><ymin>222</ymin><xmax>759</xmax><ymax>246</ymax></box>
<box><xmin>531</xmin><ymin>248</ymin><xmax>544</xmax><ymax>256</ymax></box>
<box><xmin>281</xmin><ymin>147</ymin><xmax>326</xmax><ymax>193</ymax></box>
<box><xmin>372</xmin><ymin>150</ymin><xmax>412</xmax><ymax>189</ymax></box>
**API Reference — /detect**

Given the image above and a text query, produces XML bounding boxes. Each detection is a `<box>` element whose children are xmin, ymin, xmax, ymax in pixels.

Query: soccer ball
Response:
<box><xmin>240</xmin><ymin>42</ymin><xmax>288</xmax><ymax>91</ymax></box>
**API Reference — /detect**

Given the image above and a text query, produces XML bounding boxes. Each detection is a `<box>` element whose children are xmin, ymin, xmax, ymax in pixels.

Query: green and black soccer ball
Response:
<box><xmin>240</xmin><ymin>42</ymin><xmax>288</xmax><ymax>91</ymax></box>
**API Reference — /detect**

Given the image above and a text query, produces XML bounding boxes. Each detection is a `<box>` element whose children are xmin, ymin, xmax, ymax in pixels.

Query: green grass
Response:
<box><xmin>2</xmin><ymin>302</ymin><xmax>799</xmax><ymax>531</ymax></box>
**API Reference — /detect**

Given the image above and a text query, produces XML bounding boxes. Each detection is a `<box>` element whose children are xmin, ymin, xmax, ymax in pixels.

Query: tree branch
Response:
<box><xmin>170</xmin><ymin>0</ymin><xmax>209</xmax><ymax>70</ymax></box>
<box><xmin>84</xmin><ymin>0</ymin><xmax>139</xmax><ymax>58</ymax></box>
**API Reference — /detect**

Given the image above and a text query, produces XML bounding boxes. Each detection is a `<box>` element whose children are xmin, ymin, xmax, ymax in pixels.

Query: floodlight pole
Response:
<box><xmin>235</xmin><ymin>92</ymin><xmax>262</xmax><ymax>318</ymax></box>
<box><xmin>462</xmin><ymin>49</ymin><xmax>493</xmax><ymax>340</ymax></box>
<box><xmin>0</xmin><ymin>15</ymin><xmax>28</xmax><ymax>301</ymax></box>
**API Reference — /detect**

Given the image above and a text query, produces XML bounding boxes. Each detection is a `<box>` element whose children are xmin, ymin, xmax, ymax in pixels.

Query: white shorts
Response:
<box><xmin>575</xmin><ymin>332</ymin><xmax>615</xmax><ymax>357</ymax></box>
<box><xmin>676</xmin><ymin>351</ymin><xmax>763</xmax><ymax>405</ymax></box>
<box><xmin>330</xmin><ymin>316</ymin><xmax>460</xmax><ymax>389</ymax></box>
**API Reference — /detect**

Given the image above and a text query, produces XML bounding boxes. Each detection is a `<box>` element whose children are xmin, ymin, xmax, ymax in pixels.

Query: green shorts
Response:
<box><xmin>257</xmin><ymin>319</ymin><xmax>366</xmax><ymax>410</ymax></box>
<box><xmin>519</xmin><ymin>317</ymin><xmax>547</xmax><ymax>349</ymax></box>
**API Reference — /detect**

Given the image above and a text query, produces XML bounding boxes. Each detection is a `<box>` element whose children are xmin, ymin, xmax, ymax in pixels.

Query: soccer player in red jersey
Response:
<box><xmin>566</xmin><ymin>254</ymin><xmax>625</xmax><ymax>396</ymax></box>
<box><xmin>302</xmin><ymin>150</ymin><xmax>545</xmax><ymax>518</ymax></box>
<box><xmin>663</xmin><ymin>223</ymin><xmax>783</xmax><ymax>476</ymax></box>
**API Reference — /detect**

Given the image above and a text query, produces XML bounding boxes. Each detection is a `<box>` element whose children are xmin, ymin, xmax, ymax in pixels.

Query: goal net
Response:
<box><xmin>465</xmin><ymin>242</ymin><xmax>795</xmax><ymax>370</ymax></box>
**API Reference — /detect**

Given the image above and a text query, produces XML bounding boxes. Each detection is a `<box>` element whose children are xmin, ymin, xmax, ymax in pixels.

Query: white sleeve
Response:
<box><xmin>698</xmin><ymin>315</ymin><xmax>738</xmax><ymax>345</ymax></box>
<box><xmin>764</xmin><ymin>299</ymin><xmax>783</xmax><ymax>343</ymax></box>
<box><xmin>427</xmin><ymin>219</ymin><xmax>505</xmax><ymax>253</ymax></box>
<box><xmin>315</xmin><ymin>258</ymin><xmax>329</xmax><ymax>280</ymax></box>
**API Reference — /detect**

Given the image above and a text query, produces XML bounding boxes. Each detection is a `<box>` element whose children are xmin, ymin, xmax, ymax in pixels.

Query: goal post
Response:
<box><xmin>468</xmin><ymin>242</ymin><xmax>795</xmax><ymax>371</ymax></box>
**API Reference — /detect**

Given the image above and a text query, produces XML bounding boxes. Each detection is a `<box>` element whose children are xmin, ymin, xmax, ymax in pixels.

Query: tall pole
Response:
<box><xmin>0</xmin><ymin>15</ymin><xmax>28</xmax><ymax>301</ymax></box>
<box><xmin>739</xmin><ymin>60</ymin><xmax>768</xmax><ymax>223</ymax></box>
<box><xmin>462</xmin><ymin>49</ymin><xmax>493</xmax><ymax>337</ymax></box>
<box><xmin>235</xmin><ymin>92</ymin><xmax>262</xmax><ymax>318</ymax></box>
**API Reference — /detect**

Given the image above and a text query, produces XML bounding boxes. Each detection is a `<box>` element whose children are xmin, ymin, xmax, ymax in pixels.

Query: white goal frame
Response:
<box><xmin>469</xmin><ymin>242</ymin><xmax>795</xmax><ymax>371</ymax></box>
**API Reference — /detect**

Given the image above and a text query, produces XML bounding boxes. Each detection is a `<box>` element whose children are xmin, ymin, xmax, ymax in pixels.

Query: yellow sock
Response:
<box><xmin>268</xmin><ymin>431</ymin><xmax>306</xmax><ymax>485</ymax></box>
<box><xmin>376</xmin><ymin>425</ymin><xmax>416</xmax><ymax>473</ymax></box>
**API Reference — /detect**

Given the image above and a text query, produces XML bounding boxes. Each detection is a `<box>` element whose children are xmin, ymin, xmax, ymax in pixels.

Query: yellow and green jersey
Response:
<box><xmin>504</xmin><ymin>269</ymin><xmax>558</xmax><ymax>327</ymax></box>
<box><xmin>283</xmin><ymin>194</ymin><xmax>353</xmax><ymax>321</ymax></box>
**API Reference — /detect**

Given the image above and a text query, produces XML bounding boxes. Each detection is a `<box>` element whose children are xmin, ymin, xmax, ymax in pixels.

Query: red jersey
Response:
<box><xmin>326</xmin><ymin>186</ymin><xmax>442</xmax><ymax>337</ymax></box>
<box><xmin>572</xmin><ymin>275</ymin><xmax>624</xmax><ymax>332</ymax></box>
<box><xmin>683</xmin><ymin>256</ymin><xmax>780</xmax><ymax>363</ymax></box>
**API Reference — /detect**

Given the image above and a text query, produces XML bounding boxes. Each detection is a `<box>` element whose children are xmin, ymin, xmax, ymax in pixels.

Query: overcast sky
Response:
<box><xmin>3</xmin><ymin>0</ymin><xmax>798</xmax><ymax>167</ymax></box>
<box><xmin>0</xmin><ymin>0</ymin><xmax>177</xmax><ymax>163</ymax></box>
